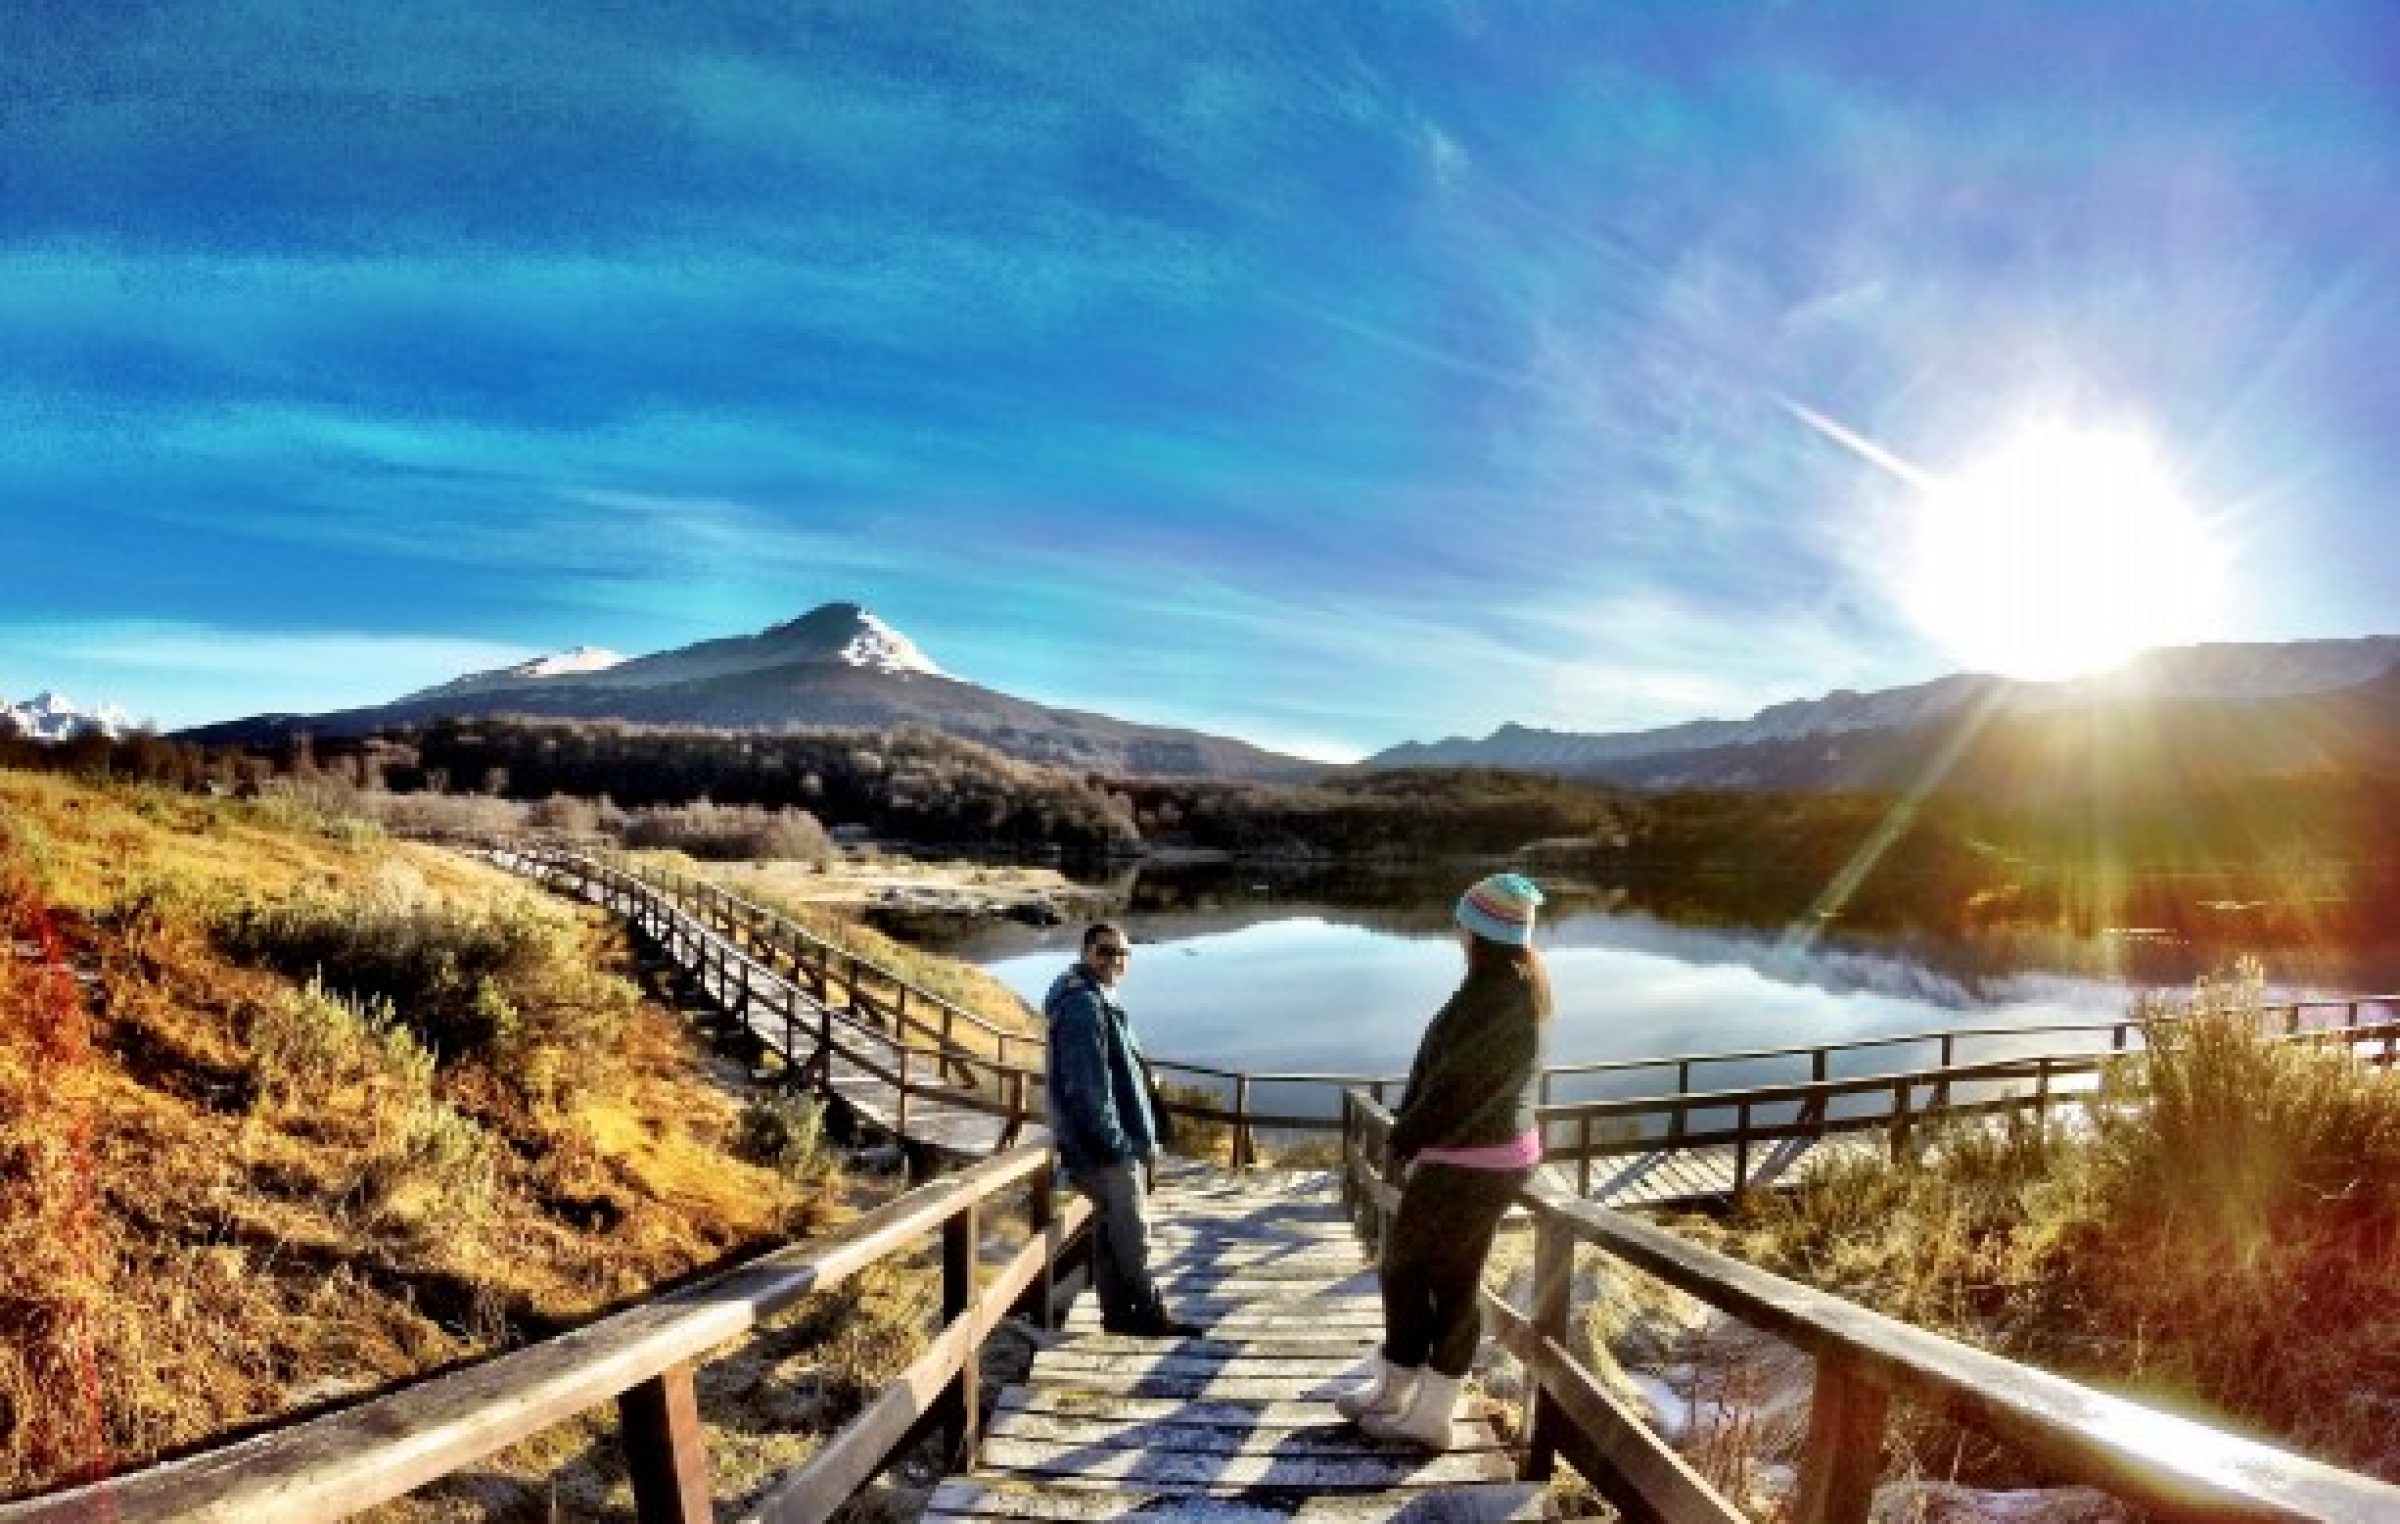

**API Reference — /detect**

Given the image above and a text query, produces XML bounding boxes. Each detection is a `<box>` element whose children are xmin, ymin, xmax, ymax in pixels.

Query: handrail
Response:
<box><xmin>1536</xmin><ymin>994</ymin><xmax>2400</xmax><ymax>1082</ymax></box>
<box><xmin>477</xmin><ymin>837</ymin><xmax>2400</xmax><ymax>1181</ymax></box>
<box><xmin>1340</xmin><ymin>1092</ymin><xmax>2400</xmax><ymax>1524</ymax></box>
<box><xmin>1529</xmin><ymin>1019</ymin><xmax>2400</xmax><ymax>1198</ymax></box>
<box><xmin>0</xmin><ymin>1143</ymin><xmax>1090</xmax><ymax>1524</ymax></box>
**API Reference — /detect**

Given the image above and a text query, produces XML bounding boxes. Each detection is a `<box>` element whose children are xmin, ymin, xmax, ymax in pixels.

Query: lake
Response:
<box><xmin>933</xmin><ymin>863</ymin><xmax>2400</xmax><ymax>1113</ymax></box>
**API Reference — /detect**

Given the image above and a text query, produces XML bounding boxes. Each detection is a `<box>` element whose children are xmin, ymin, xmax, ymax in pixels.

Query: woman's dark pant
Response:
<box><xmin>1380</xmin><ymin>1161</ymin><xmax>1533</xmax><ymax>1377</ymax></box>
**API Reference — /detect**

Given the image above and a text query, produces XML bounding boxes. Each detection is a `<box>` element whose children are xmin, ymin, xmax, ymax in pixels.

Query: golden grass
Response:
<box><xmin>1727</xmin><ymin>962</ymin><xmax>2400</xmax><ymax>1482</ymax></box>
<box><xmin>0</xmin><ymin>769</ymin><xmax>838</xmax><ymax>1501</ymax></box>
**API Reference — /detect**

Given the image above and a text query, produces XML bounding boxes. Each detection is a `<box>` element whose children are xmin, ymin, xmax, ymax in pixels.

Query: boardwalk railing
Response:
<box><xmin>1340</xmin><ymin>1092</ymin><xmax>2400</xmax><ymax>1524</ymax></box>
<box><xmin>490</xmin><ymin>839</ymin><xmax>2400</xmax><ymax>1189</ymax></box>
<box><xmin>1533</xmin><ymin>1013</ymin><xmax>2400</xmax><ymax>1202</ymax></box>
<box><xmin>0</xmin><ymin>1143</ymin><xmax>1091</xmax><ymax>1524</ymax></box>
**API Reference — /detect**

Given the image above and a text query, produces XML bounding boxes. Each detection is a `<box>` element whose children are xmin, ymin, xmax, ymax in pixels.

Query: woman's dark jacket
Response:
<box><xmin>1388</xmin><ymin>964</ymin><xmax>1547</xmax><ymax>1161</ymax></box>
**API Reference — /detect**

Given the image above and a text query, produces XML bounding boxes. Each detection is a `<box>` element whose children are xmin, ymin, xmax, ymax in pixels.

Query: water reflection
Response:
<box><xmin>952</xmin><ymin>864</ymin><xmax>2400</xmax><ymax>1087</ymax></box>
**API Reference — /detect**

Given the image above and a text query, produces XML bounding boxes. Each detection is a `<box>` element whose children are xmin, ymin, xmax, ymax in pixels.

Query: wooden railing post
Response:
<box><xmin>1889</xmin><ymin>1081</ymin><xmax>1913</xmax><ymax>1164</ymax></box>
<box><xmin>897</xmin><ymin>1043</ymin><xmax>911</xmax><ymax>1140</ymax></box>
<box><xmin>1339</xmin><ymin>1092</ymin><xmax>1356</xmax><ymax>1214</ymax></box>
<box><xmin>941</xmin><ymin>1199</ymin><xmax>982</xmax><ymax>1464</ymax></box>
<box><xmin>1792</xmin><ymin>1349</ymin><xmax>1889</xmax><ymax>1524</ymax></box>
<box><xmin>1233</xmin><ymin>1074</ymin><xmax>1254</xmax><ymax>1167</ymax></box>
<box><xmin>1030</xmin><ymin>1166</ymin><xmax>1059</xmax><ymax>1330</ymax></box>
<box><xmin>1520</xmin><ymin>1208</ymin><xmax>1572</xmax><ymax>1482</ymax></box>
<box><xmin>618</xmin><ymin>1363</ymin><xmax>712</xmax><ymax>1524</ymax></box>
<box><xmin>1576</xmin><ymin>1115</ymin><xmax>1593</xmax><ymax>1197</ymax></box>
<box><xmin>1732</xmin><ymin>1102</ymin><xmax>1752</xmax><ymax>1205</ymax></box>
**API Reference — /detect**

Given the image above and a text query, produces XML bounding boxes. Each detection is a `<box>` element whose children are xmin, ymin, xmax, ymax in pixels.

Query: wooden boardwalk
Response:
<box><xmin>493</xmin><ymin>847</ymin><xmax>1027</xmax><ymax>1159</ymax></box>
<box><xmin>933</xmin><ymin>1165</ymin><xmax>1550</xmax><ymax>1522</ymax></box>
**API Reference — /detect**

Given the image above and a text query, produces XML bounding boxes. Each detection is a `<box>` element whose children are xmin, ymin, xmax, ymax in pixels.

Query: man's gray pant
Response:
<box><xmin>1067</xmin><ymin>1161</ymin><xmax>1162</xmax><ymax>1329</ymax></box>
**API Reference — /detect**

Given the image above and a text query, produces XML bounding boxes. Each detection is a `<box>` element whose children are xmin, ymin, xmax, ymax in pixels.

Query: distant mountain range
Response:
<box><xmin>3</xmin><ymin>691</ymin><xmax>136</xmax><ymax>742</ymax></box>
<box><xmin>179</xmin><ymin>603</ymin><xmax>1317</xmax><ymax>781</ymax></box>
<box><xmin>1368</xmin><ymin>637</ymin><xmax>2400</xmax><ymax>795</ymax></box>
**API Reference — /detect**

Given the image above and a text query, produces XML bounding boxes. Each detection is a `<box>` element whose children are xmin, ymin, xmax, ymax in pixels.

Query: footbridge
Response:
<box><xmin>9</xmin><ymin>843</ymin><xmax>2397</xmax><ymax>1522</ymax></box>
<box><xmin>492</xmin><ymin>842</ymin><xmax>2398</xmax><ymax>1208</ymax></box>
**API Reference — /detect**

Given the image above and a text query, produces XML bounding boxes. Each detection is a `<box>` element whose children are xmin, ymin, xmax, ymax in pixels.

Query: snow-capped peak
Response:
<box><xmin>400</xmin><ymin>645</ymin><xmax>627</xmax><ymax>701</ymax></box>
<box><xmin>3</xmin><ymin>690</ymin><xmax>136</xmax><ymax>742</ymax></box>
<box><xmin>838</xmin><ymin>611</ymin><xmax>944</xmax><ymax>677</ymax></box>
<box><xmin>509</xmin><ymin>645</ymin><xmax>625</xmax><ymax>680</ymax></box>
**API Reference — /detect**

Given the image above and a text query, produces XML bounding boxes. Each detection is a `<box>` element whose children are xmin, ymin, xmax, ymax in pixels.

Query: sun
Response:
<box><xmin>1896</xmin><ymin>419</ymin><xmax>2228</xmax><ymax>681</ymax></box>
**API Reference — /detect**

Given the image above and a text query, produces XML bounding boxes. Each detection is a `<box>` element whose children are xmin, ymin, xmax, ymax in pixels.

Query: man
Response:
<box><xmin>1044</xmin><ymin>921</ymin><xmax>1201</xmax><ymax>1338</ymax></box>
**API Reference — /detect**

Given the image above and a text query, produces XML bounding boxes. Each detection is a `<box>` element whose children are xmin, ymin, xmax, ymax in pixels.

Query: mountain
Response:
<box><xmin>1368</xmin><ymin>636</ymin><xmax>2400</xmax><ymax>793</ymax></box>
<box><xmin>402</xmin><ymin>645</ymin><xmax>627</xmax><ymax>700</ymax></box>
<box><xmin>179</xmin><ymin>603</ymin><xmax>1314</xmax><ymax>781</ymax></box>
<box><xmin>3</xmin><ymin>690</ymin><xmax>137</xmax><ymax>742</ymax></box>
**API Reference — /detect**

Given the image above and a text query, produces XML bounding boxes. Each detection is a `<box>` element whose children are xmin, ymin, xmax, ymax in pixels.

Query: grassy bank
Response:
<box><xmin>1715</xmin><ymin>962</ymin><xmax>2400</xmax><ymax>1483</ymax></box>
<box><xmin>0</xmin><ymin>770</ymin><xmax>946</xmax><ymax>1511</ymax></box>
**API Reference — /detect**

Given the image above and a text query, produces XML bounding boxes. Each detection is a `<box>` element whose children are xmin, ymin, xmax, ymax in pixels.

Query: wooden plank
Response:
<box><xmin>1481</xmin><ymin>1292</ymin><xmax>1745</xmax><ymax>1524</ymax></box>
<box><xmin>973</xmin><ymin>1437</ymin><xmax>1515</xmax><ymax>1490</ymax></box>
<box><xmin>1013</xmin><ymin>1372</ymin><xmax>1360</xmax><ymax>1400</ymax></box>
<box><xmin>738</xmin><ymin>1311</ymin><xmax>975</xmax><ymax>1522</ymax></box>
<box><xmin>1060</xmin><ymin>1313</ymin><xmax>1382</xmax><ymax>1340</ymax></box>
<box><xmin>1791</xmin><ymin>1350</ymin><xmax>1890</xmax><ymax>1524</ymax></box>
<box><xmin>0</xmin><ymin>1142</ymin><xmax>1055</xmax><ymax>1524</ymax></box>
<box><xmin>983</xmin><ymin>1409</ymin><xmax>1507</xmax><ymax>1456</ymax></box>
<box><xmin>1045</xmin><ymin>1334</ymin><xmax>1385</xmax><ymax>1358</ymax></box>
<box><xmin>995</xmin><ymin>1390</ymin><xmax>1501</xmax><ymax>1425</ymax></box>
<box><xmin>926</xmin><ymin>1478</ymin><xmax>1553</xmax><ymax>1521</ymax></box>
<box><xmin>1034</xmin><ymin>1352</ymin><xmax>1363</xmax><ymax>1378</ymax></box>
<box><xmin>617</xmin><ymin>1364</ymin><xmax>711</xmax><ymax>1524</ymax></box>
<box><xmin>1524</xmin><ymin>1184</ymin><xmax>2400</xmax><ymax>1524</ymax></box>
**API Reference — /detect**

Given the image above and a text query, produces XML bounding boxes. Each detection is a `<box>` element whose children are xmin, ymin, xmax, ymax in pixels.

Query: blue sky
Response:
<box><xmin>3</xmin><ymin>2</ymin><xmax>2394</xmax><ymax>759</ymax></box>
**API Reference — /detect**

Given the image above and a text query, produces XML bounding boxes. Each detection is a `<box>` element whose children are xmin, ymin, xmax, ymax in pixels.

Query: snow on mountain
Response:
<box><xmin>400</xmin><ymin>646</ymin><xmax>627</xmax><ymax>701</ymax></box>
<box><xmin>514</xmin><ymin>646</ymin><xmax>626</xmax><ymax>680</ymax></box>
<box><xmin>839</xmin><ymin>611</ymin><xmax>944</xmax><ymax>677</ymax></box>
<box><xmin>2</xmin><ymin>690</ymin><xmax>136</xmax><ymax>742</ymax></box>
<box><xmin>398</xmin><ymin>604</ymin><xmax>944</xmax><ymax>701</ymax></box>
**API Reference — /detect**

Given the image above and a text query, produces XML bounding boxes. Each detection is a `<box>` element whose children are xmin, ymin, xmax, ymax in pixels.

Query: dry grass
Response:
<box><xmin>1728</xmin><ymin>960</ymin><xmax>2400</xmax><ymax>1482</ymax></box>
<box><xmin>0</xmin><ymin>770</ymin><xmax>843</xmax><ymax>1502</ymax></box>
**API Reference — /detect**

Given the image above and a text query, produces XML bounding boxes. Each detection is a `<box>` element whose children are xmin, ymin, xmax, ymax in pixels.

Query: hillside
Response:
<box><xmin>1372</xmin><ymin>636</ymin><xmax>2400</xmax><ymax>795</ymax></box>
<box><xmin>177</xmin><ymin>603</ymin><xmax>1318</xmax><ymax>782</ymax></box>
<box><xmin>0</xmin><ymin>770</ymin><xmax>882</xmax><ymax>1508</ymax></box>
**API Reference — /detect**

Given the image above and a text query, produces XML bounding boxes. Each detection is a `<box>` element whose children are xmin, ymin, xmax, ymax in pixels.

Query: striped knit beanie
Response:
<box><xmin>1456</xmin><ymin>872</ymin><xmax>1543</xmax><ymax>947</ymax></box>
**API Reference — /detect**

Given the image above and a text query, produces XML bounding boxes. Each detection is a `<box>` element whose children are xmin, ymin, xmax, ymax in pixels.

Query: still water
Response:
<box><xmin>940</xmin><ymin>865</ymin><xmax>2400</xmax><ymax>1107</ymax></box>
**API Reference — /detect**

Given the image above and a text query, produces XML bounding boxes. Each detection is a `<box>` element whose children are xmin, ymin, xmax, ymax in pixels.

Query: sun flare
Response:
<box><xmin>1897</xmin><ymin>419</ymin><xmax>2228</xmax><ymax>681</ymax></box>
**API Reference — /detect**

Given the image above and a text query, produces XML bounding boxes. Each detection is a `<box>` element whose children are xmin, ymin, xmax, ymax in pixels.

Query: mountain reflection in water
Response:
<box><xmin>942</xmin><ymin>863</ymin><xmax>2400</xmax><ymax>1084</ymax></box>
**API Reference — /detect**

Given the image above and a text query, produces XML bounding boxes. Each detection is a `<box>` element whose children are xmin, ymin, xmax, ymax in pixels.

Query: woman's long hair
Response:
<box><xmin>1464</xmin><ymin>931</ymin><xmax>1554</xmax><ymax>1021</ymax></box>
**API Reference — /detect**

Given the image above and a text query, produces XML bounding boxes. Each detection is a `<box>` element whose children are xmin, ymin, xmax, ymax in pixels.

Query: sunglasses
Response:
<box><xmin>1093</xmin><ymin>944</ymin><xmax>1131</xmax><ymax>960</ymax></box>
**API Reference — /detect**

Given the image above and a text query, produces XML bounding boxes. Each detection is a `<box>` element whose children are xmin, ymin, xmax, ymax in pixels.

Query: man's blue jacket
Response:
<box><xmin>1043</xmin><ymin>964</ymin><xmax>1160</xmax><ymax>1172</ymax></box>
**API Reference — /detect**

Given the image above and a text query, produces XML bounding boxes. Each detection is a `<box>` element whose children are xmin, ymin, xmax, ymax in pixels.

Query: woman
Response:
<box><xmin>1337</xmin><ymin>872</ymin><xmax>1551</xmax><ymax>1450</ymax></box>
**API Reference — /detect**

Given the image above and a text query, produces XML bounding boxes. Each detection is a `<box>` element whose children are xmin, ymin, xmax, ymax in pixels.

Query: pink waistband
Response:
<box><xmin>1416</xmin><ymin>1128</ymin><xmax>1543</xmax><ymax>1171</ymax></box>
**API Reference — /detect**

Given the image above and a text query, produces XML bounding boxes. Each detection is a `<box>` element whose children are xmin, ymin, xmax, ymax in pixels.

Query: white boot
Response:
<box><xmin>1334</xmin><ymin>1353</ymin><xmax>1419</xmax><ymax>1423</ymax></box>
<box><xmin>1359</xmin><ymin>1368</ymin><xmax>1462</xmax><ymax>1451</ymax></box>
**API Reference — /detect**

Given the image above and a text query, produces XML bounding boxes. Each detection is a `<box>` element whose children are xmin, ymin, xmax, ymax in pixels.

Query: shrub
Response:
<box><xmin>1732</xmin><ymin>960</ymin><xmax>2400</xmax><ymax>1480</ymax></box>
<box><xmin>619</xmin><ymin>800</ymin><xmax>834</xmax><ymax>863</ymax></box>
<box><xmin>215</xmin><ymin>887</ymin><xmax>633</xmax><ymax>1107</ymax></box>
<box><xmin>735</xmin><ymin>1092</ymin><xmax>831</xmax><ymax>1183</ymax></box>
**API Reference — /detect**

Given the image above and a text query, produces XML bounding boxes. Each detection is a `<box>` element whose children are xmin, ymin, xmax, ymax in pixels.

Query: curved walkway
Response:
<box><xmin>492</xmin><ymin>845</ymin><xmax>1028</xmax><ymax>1158</ymax></box>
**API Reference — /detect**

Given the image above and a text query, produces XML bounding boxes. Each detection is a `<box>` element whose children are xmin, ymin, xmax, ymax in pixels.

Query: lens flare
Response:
<box><xmin>1898</xmin><ymin>420</ymin><xmax>2228</xmax><ymax>680</ymax></box>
